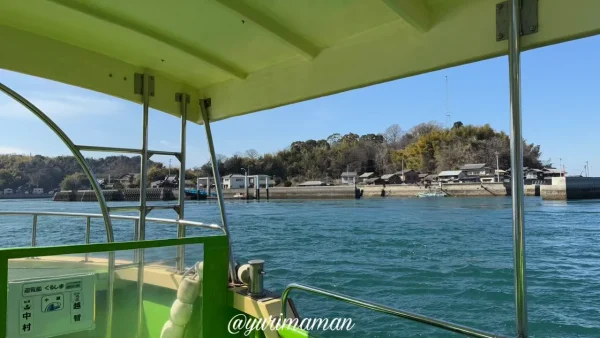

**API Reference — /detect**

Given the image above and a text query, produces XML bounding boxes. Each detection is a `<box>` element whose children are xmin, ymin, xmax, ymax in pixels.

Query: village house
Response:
<box><xmin>524</xmin><ymin>168</ymin><xmax>544</xmax><ymax>180</ymax></box>
<box><xmin>542</xmin><ymin>168</ymin><xmax>562</xmax><ymax>178</ymax></box>
<box><xmin>359</xmin><ymin>172</ymin><xmax>377</xmax><ymax>182</ymax></box>
<box><xmin>340</xmin><ymin>171</ymin><xmax>358</xmax><ymax>185</ymax></box>
<box><xmin>32</xmin><ymin>187</ymin><xmax>44</xmax><ymax>194</ymax></box>
<box><xmin>222</xmin><ymin>174</ymin><xmax>246</xmax><ymax>189</ymax></box>
<box><xmin>3</xmin><ymin>188</ymin><xmax>13</xmax><ymax>195</ymax></box>
<box><xmin>365</xmin><ymin>177</ymin><xmax>385</xmax><ymax>185</ymax></box>
<box><xmin>395</xmin><ymin>170</ymin><xmax>419</xmax><ymax>184</ymax></box>
<box><xmin>150</xmin><ymin>174</ymin><xmax>178</xmax><ymax>188</ymax></box>
<box><xmin>380</xmin><ymin>173</ymin><xmax>402</xmax><ymax>185</ymax></box>
<box><xmin>460</xmin><ymin>163</ymin><xmax>494</xmax><ymax>176</ymax></box>
<box><xmin>421</xmin><ymin>174</ymin><xmax>438</xmax><ymax>187</ymax></box>
<box><xmin>506</xmin><ymin>167</ymin><xmax>556</xmax><ymax>185</ymax></box>
<box><xmin>117</xmin><ymin>173</ymin><xmax>139</xmax><ymax>188</ymax></box>
<box><xmin>438</xmin><ymin>170</ymin><xmax>465</xmax><ymax>183</ymax></box>
<box><xmin>164</xmin><ymin>174</ymin><xmax>179</xmax><ymax>187</ymax></box>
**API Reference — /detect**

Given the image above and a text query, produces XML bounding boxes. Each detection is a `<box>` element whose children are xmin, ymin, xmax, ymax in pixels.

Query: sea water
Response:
<box><xmin>1</xmin><ymin>197</ymin><xmax>598</xmax><ymax>337</ymax></box>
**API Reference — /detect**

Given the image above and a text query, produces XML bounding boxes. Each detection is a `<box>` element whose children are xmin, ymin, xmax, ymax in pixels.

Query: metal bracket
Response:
<box><xmin>496</xmin><ymin>0</ymin><xmax>538</xmax><ymax>41</ymax></box>
<box><xmin>134</xmin><ymin>73</ymin><xmax>155</xmax><ymax>96</ymax></box>
<box><xmin>175</xmin><ymin>93</ymin><xmax>190</xmax><ymax>103</ymax></box>
<box><xmin>201</xmin><ymin>98</ymin><xmax>211</xmax><ymax>109</ymax></box>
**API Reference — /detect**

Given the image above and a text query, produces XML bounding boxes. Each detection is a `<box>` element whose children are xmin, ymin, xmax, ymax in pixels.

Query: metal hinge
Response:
<box><xmin>496</xmin><ymin>0</ymin><xmax>538</xmax><ymax>41</ymax></box>
<box><xmin>134</xmin><ymin>73</ymin><xmax>155</xmax><ymax>96</ymax></box>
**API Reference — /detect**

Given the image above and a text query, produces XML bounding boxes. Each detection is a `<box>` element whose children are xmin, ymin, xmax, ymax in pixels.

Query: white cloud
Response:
<box><xmin>160</xmin><ymin>140</ymin><xmax>170</xmax><ymax>146</ymax></box>
<box><xmin>0</xmin><ymin>90</ymin><xmax>126</xmax><ymax>120</ymax></box>
<box><xmin>0</xmin><ymin>146</ymin><xmax>27</xmax><ymax>154</ymax></box>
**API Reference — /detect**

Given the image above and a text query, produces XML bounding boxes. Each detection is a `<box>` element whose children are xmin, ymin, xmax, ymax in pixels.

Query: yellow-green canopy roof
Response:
<box><xmin>1</xmin><ymin>0</ymin><xmax>599</xmax><ymax>123</ymax></box>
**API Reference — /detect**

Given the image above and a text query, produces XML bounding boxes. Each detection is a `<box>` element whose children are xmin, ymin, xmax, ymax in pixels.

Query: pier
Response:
<box><xmin>541</xmin><ymin>177</ymin><xmax>600</xmax><ymax>200</ymax></box>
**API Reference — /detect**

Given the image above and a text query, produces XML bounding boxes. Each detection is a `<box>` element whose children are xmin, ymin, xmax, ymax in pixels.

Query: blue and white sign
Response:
<box><xmin>7</xmin><ymin>274</ymin><xmax>95</xmax><ymax>337</ymax></box>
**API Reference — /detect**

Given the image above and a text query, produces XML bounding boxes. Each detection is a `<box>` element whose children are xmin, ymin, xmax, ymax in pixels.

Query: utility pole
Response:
<box><xmin>585</xmin><ymin>161</ymin><xmax>589</xmax><ymax>177</ymax></box>
<box><xmin>559</xmin><ymin>158</ymin><xmax>563</xmax><ymax>177</ymax></box>
<box><xmin>495</xmin><ymin>151</ymin><xmax>500</xmax><ymax>182</ymax></box>
<box><xmin>241</xmin><ymin>167</ymin><xmax>249</xmax><ymax>200</ymax></box>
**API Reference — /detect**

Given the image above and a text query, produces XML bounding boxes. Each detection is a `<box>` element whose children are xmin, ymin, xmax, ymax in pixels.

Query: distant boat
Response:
<box><xmin>184</xmin><ymin>188</ymin><xmax>216</xmax><ymax>200</ymax></box>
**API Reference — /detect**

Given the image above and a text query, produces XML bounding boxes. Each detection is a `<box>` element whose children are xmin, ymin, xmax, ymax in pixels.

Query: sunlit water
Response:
<box><xmin>1</xmin><ymin>197</ymin><xmax>599</xmax><ymax>337</ymax></box>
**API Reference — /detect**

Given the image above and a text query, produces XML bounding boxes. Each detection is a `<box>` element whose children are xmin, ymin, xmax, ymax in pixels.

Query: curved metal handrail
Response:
<box><xmin>0</xmin><ymin>82</ymin><xmax>117</xmax><ymax>335</ymax></box>
<box><xmin>0</xmin><ymin>210</ymin><xmax>224</xmax><ymax>265</ymax></box>
<box><xmin>0</xmin><ymin>82</ymin><xmax>113</xmax><ymax>242</ymax></box>
<box><xmin>280</xmin><ymin>283</ymin><xmax>508</xmax><ymax>338</ymax></box>
<box><xmin>0</xmin><ymin>211</ymin><xmax>224</xmax><ymax>232</ymax></box>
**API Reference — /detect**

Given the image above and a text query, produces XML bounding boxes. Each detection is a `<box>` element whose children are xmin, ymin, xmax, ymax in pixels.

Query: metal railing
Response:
<box><xmin>0</xmin><ymin>211</ymin><xmax>223</xmax><ymax>267</ymax></box>
<box><xmin>281</xmin><ymin>283</ymin><xmax>508</xmax><ymax>338</ymax></box>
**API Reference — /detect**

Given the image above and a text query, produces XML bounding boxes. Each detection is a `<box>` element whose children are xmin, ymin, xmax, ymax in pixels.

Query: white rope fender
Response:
<box><xmin>160</xmin><ymin>262</ymin><xmax>203</xmax><ymax>338</ymax></box>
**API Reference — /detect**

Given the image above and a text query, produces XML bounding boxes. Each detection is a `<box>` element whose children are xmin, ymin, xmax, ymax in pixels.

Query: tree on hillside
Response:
<box><xmin>60</xmin><ymin>173</ymin><xmax>89</xmax><ymax>191</ymax></box>
<box><xmin>245</xmin><ymin>149</ymin><xmax>260</xmax><ymax>160</ymax></box>
<box><xmin>452</xmin><ymin>121</ymin><xmax>464</xmax><ymax>129</ymax></box>
<box><xmin>383</xmin><ymin>124</ymin><xmax>403</xmax><ymax>149</ymax></box>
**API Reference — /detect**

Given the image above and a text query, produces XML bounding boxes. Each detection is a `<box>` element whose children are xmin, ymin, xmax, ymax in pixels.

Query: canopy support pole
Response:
<box><xmin>176</xmin><ymin>93</ymin><xmax>189</xmax><ymax>272</ymax></box>
<box><xmin>200</xmin><ymin>100</ymin><xmax>238</xmax><ymax>284</ymax></box>
<box><xmin>0</xmin><ymin>82</ymin><xmax>115</xmax><ymax>338</ymax></box>
<box><xmin>136</xmin><ymin>73</ymin><xmax>151</xmax><ymax>337</ymax></box>
<box><xmin>508</xmin><ymin>0</ymin><xmax>528</xmax><ymax>337</ymax></box>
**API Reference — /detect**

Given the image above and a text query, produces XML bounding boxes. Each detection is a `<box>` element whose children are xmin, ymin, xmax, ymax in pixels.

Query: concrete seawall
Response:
<box><xmin>541</xmin><ymin>177</ymin><xmax>600</xmax><ymax>200</ymax></box>
<box><xmin>221</xmin><ymin>186</ymin><xmax>357</xmax><ymax>199</ymax></box>
<box><xmin>50</xmin><ymin>182</ymin><xmax>552</xmax><ymax>201</ymax></box>
<box><xmin>362</xmin><ymin>183</ymin><xmax>520</xmax><ymax>198</ymax></box>
<box><xmin>53</xmin><ymin>188</ymin><xmax>176</xmax><ymax>201</ymax></box>
<box><xmin>0</xmin><ymin>193</ymin><xmax>53</xmax><ymax>200</ymax></box>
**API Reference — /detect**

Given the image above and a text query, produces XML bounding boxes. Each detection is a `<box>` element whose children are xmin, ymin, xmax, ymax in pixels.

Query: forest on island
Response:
<box><xmin>0</xmin><ymin>122</ymin><xmax>547</xmax><ymax>190</ymax></box>
<box><xmin>196</xmin><ymin>122</ymin><xmax>547</xmax><ymax>184</ymax></box>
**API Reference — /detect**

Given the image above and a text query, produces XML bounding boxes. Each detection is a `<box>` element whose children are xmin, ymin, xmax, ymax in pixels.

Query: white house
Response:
<box><xmin>222</xmin><ymin>174</ymin><xmax>246</xmax><ymax>189</ymax></box>
<box><xmin>3</xmin><ymin>188</ymin><xmax>13</xmax><ymax>195</ymax></box>
<box><xmin>249</xmin><ymin>175</ymin><xmax>275</xmax><ymax>188</ymax></box>
<box><xmin>340</xmin><ymin>171</ymin><xmax>358</xmax><ymax>185</ymax></box>
<box><xmin>32</xmin><ymin>188</ymin><xmax>44</xmax><ymax>194</ymax></box>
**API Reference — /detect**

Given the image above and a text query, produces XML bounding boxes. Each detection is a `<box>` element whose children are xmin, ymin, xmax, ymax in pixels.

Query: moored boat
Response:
<box><xmin>417</xmin><ymin>191</ymin><xmax>447</xmax><ymax>198</ymax></box>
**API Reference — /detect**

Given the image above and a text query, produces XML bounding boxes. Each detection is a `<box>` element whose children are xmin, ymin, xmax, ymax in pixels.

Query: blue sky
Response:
<box><xmin>1</xmin><ymin>35</ymin><xmax>599</xmax><ymax>176</ymax></box>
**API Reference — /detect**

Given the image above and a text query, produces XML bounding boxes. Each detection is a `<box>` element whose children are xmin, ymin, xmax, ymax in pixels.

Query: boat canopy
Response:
<box><xmin>1</xmin><ymin>0</ymin><xmax>599</xmax><ymax>123</ymax></box>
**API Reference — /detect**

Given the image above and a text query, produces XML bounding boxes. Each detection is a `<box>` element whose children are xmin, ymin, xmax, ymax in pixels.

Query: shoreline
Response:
<box><xmin>0</xmin><ymin>194</ymin><xmax>53</xmax><ymax>200</ymax></box>
<box><xmin>47</xmin><ymin>183</ymin><xmax>546</xmax><ymax>202</ymax></box>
